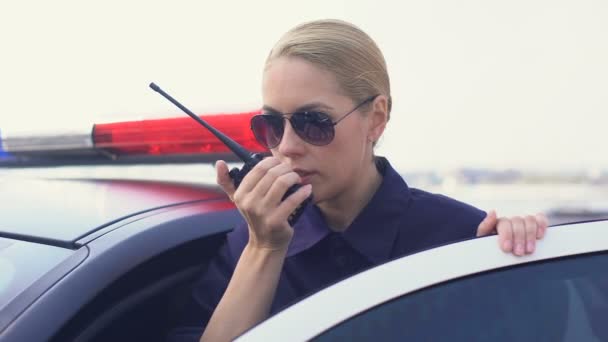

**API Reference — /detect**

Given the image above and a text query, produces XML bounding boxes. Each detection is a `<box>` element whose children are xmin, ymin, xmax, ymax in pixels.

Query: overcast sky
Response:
<box><xmin>1</xmin><ymin>0</ymin><xmax>606</xmax><ymax>172</ymax></box>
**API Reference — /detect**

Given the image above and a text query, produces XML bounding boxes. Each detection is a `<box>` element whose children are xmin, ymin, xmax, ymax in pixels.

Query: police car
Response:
<box><xmin>1</xmin><ymin>112</ymin><xmax>607</xmax><ymax>341</ymax></box>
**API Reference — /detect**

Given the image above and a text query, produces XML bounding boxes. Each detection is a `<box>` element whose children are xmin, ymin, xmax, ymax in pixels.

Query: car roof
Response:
<box><xmin>238</xmin><ymin>220</ymin><xmax>608</xmax><ymax>341</ymax></box>
<box><xmin>0</xmin><ymin>177</ymin><xmax>226</xmax><ymax>248</ymax></box>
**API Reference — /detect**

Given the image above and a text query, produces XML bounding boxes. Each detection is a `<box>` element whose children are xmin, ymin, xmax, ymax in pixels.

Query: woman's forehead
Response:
<box><xmin>262</xmin><ymin>58</ymin><xmax>350</xmax><ymax>113</ymax></box>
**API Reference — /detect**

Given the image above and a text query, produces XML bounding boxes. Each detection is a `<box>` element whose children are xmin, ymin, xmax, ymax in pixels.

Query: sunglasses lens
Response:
<box><xmin>291</xmin><ymin>112</ymin><xmax>334</xmax><ymax>146</ymax></box>
<box><xmin>251</xmin><ymin>115</ymin><xmax>284</xmax><ymax>148</ymax></box>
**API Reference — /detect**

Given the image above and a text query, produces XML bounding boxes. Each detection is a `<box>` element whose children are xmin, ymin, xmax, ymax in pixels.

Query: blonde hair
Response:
<box><xmin>266</xmin><ymin>19</ymin><xmax>392</xmax><ymax>120</ymax></box>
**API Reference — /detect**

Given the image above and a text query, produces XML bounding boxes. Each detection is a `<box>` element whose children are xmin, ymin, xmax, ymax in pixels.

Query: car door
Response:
<box><xmin>238</xmin><ymin>221</ymin><xmax>608</xmax><ymax>341</ymax></box>
<box><xmin>313</xmin><ymin>251</ymin><xmax>608</xmax><ymax>341</ymax></box>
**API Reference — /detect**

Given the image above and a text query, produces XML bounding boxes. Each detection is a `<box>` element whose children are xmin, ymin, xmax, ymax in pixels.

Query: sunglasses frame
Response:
<box><xmin>251</xmin><ymin>95</ymin><xmax>379</xmax><ymax>149</ymax></box>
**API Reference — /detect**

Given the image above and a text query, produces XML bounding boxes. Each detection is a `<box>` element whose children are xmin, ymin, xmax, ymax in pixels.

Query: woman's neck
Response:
<box><xmin>316</xmin><ymin>159</ymin><xmax>383</xmax><ymax>232</ymax></box>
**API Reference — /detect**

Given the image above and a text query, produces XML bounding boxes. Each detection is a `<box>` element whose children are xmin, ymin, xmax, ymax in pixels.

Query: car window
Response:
<box><xmin>313</xmin><ymin>252</ymin><xmax>608</xmax><ymax>342</ymax></box>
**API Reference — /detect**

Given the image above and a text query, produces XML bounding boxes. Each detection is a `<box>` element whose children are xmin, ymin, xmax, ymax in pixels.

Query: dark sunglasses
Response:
<box><xmin>250</xmin><ymin>95</ymin><xmax>378</xmax><ymax>149</ymax></box>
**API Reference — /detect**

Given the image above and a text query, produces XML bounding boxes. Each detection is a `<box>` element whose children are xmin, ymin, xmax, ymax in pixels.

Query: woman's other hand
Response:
<box><xmin>477</xmin><ymin>210</ymin><xmax>549</xmax><ymax>256</ymax></box>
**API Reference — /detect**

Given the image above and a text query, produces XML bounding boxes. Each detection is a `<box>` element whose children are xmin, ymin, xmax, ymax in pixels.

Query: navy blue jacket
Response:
<box><xmin>168</xmin><ymin>157</ymin><xmax>486</xmax><ymax>341</ymax></box>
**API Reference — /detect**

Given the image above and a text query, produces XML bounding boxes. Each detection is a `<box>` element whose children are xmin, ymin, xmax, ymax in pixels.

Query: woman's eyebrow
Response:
<box><xmin>262</xmin><ymin>102</ymin><xmax>334</xmax><ymax>114</ymax></box>
<box><xmin>261</xmin><ymin>105</ymin><xmax>281</xmax><ymax>114</ymax></box>
<box><xmin>296</xmin><ymin>102</ymin><xmax>334</xmax><ymax>112</ymax></box>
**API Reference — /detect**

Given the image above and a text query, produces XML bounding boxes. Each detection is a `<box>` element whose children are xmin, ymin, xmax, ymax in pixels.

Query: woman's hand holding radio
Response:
<box><xmin>216</xmin><ymin>157</ymin><xmax>312</xmax><ymax>250</ymax></box>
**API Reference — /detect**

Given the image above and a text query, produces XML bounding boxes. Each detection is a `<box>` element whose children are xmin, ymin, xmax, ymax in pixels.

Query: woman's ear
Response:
<box><xmin>367</xmin><ymin>95</ymin><xmax>389</xmax><ymax>143</ymax></box>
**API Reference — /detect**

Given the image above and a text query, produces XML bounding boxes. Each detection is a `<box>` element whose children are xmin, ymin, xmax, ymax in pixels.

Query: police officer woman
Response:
<box><xmin>167</xmin><ymin>19</ymin><xmax>548</xmax><ymax>342</ymax></box>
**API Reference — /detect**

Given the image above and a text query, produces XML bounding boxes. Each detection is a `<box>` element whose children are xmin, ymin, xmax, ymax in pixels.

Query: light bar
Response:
<box><xmin>93</xmin><ymin>111</ymin><xmax>267</xmax><ymax>155</ymax></box>
<box><xmin>0</xmin><ymin>129</ymin><xmax>10</xmax><ymax>160</ymax></box>
<box><xmin>2</xmin><ymin>133</ymin><xmax>94</xmax><ymax>153</ymax></box>
<box><xmin>0</xmin><ymin>111</ymin><xmax>269</xmax><ymax>167</ymax></box>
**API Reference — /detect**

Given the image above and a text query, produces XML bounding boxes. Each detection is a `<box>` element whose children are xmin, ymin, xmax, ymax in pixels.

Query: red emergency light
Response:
<box><xmin>93</xmin><ymin>111</ymin><xmax>267</xmax><ymax>156</ymax></box>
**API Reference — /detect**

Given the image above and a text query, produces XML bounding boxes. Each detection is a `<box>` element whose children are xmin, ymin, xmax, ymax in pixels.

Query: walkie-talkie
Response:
<box><xmin>149</xmin><ymin>82</ymin><xmax>311</xmax><ymax>225</ymax></box>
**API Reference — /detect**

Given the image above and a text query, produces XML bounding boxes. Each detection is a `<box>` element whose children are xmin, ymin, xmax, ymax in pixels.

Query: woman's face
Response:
<box><xmin>262</xmin><ymin>57</ymin><xmax>378</xmax><ymax>203</ymax></box>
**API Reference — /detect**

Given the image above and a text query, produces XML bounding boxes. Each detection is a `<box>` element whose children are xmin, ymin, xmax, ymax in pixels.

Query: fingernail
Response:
<box><xmin>527</xmin><ymin>241</ymin><xmax>535</xmax><ymax>253</ymax></box>
<box><xmin>515</xmin><ymin>243</ymin><xmax>524</xmax><ymax>255</ymax></box>
<box><xmin>503</xmin><ymin>240</ymin><xmax>512</xmax><ymax>251</ymax></box>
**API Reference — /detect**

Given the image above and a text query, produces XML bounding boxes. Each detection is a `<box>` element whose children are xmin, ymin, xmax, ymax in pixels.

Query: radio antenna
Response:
<box><xmin>149</xmin><ymin>82</ymin><xmax>253</xmax><ymax>162</ymax></box>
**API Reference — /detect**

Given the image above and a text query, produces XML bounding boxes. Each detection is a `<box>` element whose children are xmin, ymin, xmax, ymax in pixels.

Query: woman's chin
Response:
<box><xmin>309</xmin><ymin>190</ymin><xmax>322</xmax><ymax>204</ymax></box>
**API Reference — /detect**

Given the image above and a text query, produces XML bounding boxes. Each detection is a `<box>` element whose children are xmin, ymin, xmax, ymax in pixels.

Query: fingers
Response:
<box><xmin>496</xmin><ymin>214</ymin><xmax>548</xmax><ymax>256</ymax></box>
<box><xmin>511</xmin><ymin>216</ymin><xmax>526</xmax><ymax>256</ymax></box>
<box><xmin>253</xmin><ymin>163</ymin><xmax>299</xmax><ymax>201</ymax></box>
<box><xmin>496</xmin><ymin>219</ymin><xmax>513</xmax><ymax>253</ymax></box>
<box><xmin>535</xmin><ymin>213</ymin><xmax>549</xmax><ymax>239</ymax></box>
<box><xmin>265</xmin><ymin>172</ymin><xmax>302</xmax><ymax>206</ymax></box>
<box><xmin>217</xmin><ymin>157</ymin><xmax>295</xmax><ymax>205</ymax></box>
<box><xmin>273</xmin><ymin>184</ymin><xmax>313</xmax><ymax>221</ymax></box>
<box><xmin>236</xmin><ymin>157</ymin><xmax>281</xmax><ymax>195</ymax></box>
<box><xmin>223</xmin><ymin>156</ymin><xmax>309</xmax><ymax>236</ymax></box>
<box><xmin>215</xmin><ymin>160</ymin><xmax>236</xmax><ymax>199</ymax></box>
<box><xmin>524</xmin><ymin>215</ymin><xmax>538</xmax><ymax>254</ymax></box>
<box><xmin>476</xmin><ymin>210</ymin><xmax>498</xmax><ymax>237</ymax></box>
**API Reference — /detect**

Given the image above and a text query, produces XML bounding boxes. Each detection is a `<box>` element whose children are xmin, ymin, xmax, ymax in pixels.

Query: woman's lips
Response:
<box><xmin>294</xmin><ymin>169</ymin><xmax>316</xmax><ymax>184</ymax></box>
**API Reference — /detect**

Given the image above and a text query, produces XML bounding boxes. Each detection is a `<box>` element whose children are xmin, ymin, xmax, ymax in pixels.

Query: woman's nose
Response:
<box><xmin>277</xmin><ymin>119</ymin><xmax>305</xmax><ymax>155</ymax></box>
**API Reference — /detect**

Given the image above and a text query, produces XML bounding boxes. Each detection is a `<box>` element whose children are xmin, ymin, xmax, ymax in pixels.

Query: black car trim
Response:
<box><xmin>0</xmin><ymin>197</ymin><xmax>227</xmax><ymax>250</ymax></box>
<box><xmin>69</xmin><ymin>197</ymin><xmax>228</xmax><ymax>248</ymax></box>
<box><xmin>73</xmin><ymin>198</ymin><xmax>235</xmax><ymax>247</ymax></box>
<box><xmin>72</xmin><ymin>205</ymin><xmax>183</xmax><ymax>247</ymax></box>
